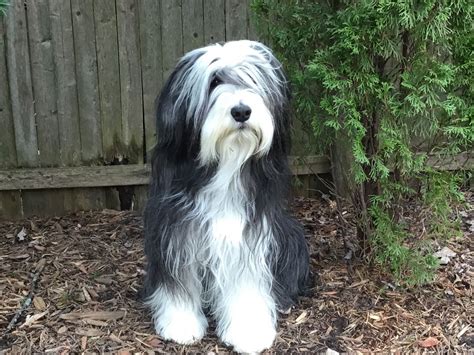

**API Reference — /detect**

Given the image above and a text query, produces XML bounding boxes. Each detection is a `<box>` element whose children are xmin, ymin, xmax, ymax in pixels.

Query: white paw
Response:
<box><xmin>221</xmin><ymin>317</ymin><xmax>276</xmax><ymax>353</ymax></box>
<box><xmin>155</xmin><ymin>307</ymin><xmax>208</xmax><ymax>345</ymax></box>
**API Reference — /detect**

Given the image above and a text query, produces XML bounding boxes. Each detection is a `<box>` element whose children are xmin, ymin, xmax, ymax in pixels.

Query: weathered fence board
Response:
<box><xmin>0</xmin><ymin>165</ymin><xmax>151</xmax><ymax>190</ymax></box>
<box><xmin>23</xmin><ymin>0</ymin><xmax>63</xmax><ymax>211</ymax></box>
<box><xmin>21</xmin><ymin>187</ymin><xmax>108</xmax><ymax>218</ymax></box>
<box><xmin>161</xmin><ymin>0</ymin><xmax>184</xmax><ymax>80</ymax></box>
<box><xmin>0</xmin><ymin>19</ymin><xmax>16</xmax><ymax>168</ymax></box>
<box><xmin>5</xmin><ymin>1</ymin><xmax>38</xmax><ymax>167</ymax></box>
<box><xmin>0</xmin><ymin>191</ymin><xmax>23</xmax><ymax>220</ymax></box>
<box><xmin>71</xmin><ymin>0</ymin><xmax>102</xmax><ymax>163</ymax></box>
<box><xmin>49</xmin><ymin>0</ymin><xmax>82</xmax><ymax>166</ymax></box>
<box><xmin>27</xmin><ymin>0</ymin><xmax>61</xmax><ymax>167</ymax></box>
<box><xmin>2</xmin><ymin>151</ymin><xmax>471</xmax><ymax>193</ymax></box>
<box><xmin>0</xmin><ymin>156</ymin><xmax>331</xmax><ymax>191</ymax></box>
<box><xmin>204</xmin><ymin>0</ymin><xmax>225</xmax><ymax>44</ymax></box>
<box><xmin>94</xmin><ymin>0</ymin><xmax>122</xmax><ymax>162</ymax></box>
<box><xmin>117</xmin><ymin>0</ymin><xmax>144</xmax><ymax>164</ymax></box>
<box><xmin>139</xmin><ymin>0</ymin><xmax>162</xmax><ymax>159</ymax></box>
<box><xmin>246</xmin><ymin>0</ymin><xmax>259</xmax><ymax>41</ymax></box>
<box><xmin>226</xmin><ymin>0</ymin><xmax>248</xmax><ymax>41</ymax></box>
<box><xmin>0</xmin><ymin>18</ymin><xmax>22</xmax><ymax>220</ymax></box>
<box><xmin>1</xmin><ymin>0</ymin><xmax>268</xmax><ymax>171</ymax></box>
<box><xmin>22</xmin><ymin>189</ymin><xmax>72</xmax><ymax>218</ymax></box>
<box><xmin>182</xmin><ymin>0</ymin><xmax>205</xmax><ymax>52</ymax></box>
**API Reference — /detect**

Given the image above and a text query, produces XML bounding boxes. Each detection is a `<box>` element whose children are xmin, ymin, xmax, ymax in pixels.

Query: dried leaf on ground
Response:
<box><xmin>418</xmin><ymin>337</ymin><xmax>440</xmax><ymax>348</ymax></box>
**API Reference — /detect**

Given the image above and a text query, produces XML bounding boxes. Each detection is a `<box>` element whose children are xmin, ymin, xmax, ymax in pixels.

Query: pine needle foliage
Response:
<box><xmin>0</xmin><ymin>1</ymin><xmax>8</xmax><ymax>16</ymax></box>
<box><xmin>253</xmin><ymin>0</ymin><xmax>473</xmax><ymax>285</ymax></box>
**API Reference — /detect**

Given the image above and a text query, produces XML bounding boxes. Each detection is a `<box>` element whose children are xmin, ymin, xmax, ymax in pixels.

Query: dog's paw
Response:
<box><xmin>221</xmin><ymin>317</ymin><xmax>276</xmax><ymax>353</ymax></box>
<box><xmin>155</xmin><ymin>308</ymin><xmax>207</xmax><ymax>345</ymax></box>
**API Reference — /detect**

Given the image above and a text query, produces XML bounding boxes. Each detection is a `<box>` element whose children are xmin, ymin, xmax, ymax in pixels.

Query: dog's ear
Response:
<box><xmin>154</xmin><ymin>51</ymin><xmax>205</xmax><ymax>161</ymax></box>
<box><xmin>151</xmin><ymin>50</ymin><xmax>213</xmax><ymax>196</ymax></box>
<box><xmin>250</xmin><ymin>41</ymin><xmax>292</xmax><ymax>155</ymax></box>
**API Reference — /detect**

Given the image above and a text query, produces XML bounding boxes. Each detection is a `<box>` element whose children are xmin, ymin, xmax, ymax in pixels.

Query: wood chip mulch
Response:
<box><xmin>0</xmin><ymin>192</ymin><xmax>472</xmax><ymax>354</ymax></box>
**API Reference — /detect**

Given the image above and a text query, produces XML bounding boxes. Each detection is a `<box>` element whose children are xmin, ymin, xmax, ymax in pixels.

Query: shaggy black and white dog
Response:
<box><xmin>144</xmin><ymin>40</ymin><xmax>309</xmax><ymax>353</ymax></box>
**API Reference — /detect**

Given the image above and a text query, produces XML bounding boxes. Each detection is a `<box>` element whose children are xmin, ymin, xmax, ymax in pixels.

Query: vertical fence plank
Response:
<box><xmin>0</xmin><ymin>18</ymin><xmax>16</xmax><ymax>168</ymax></box>
<box><xmin>22</xmin><ymin>190</ymin><xmax>66</xmax><ymax>217</ymax></box>
<box><xmin>24</xmin><ymin>1</ymin><xmax>65</xmax><ymax>218</ymax></box>
<box><xmin>139</xmin><ymin>0</ymin><xmax>162</xmax><ymax>159</ymax></box>
<box><xmin>225</xmin><ymin>0</ymin><xmax>247</xmax><ymax>41</ymax></box>
<box><xmin>1</xmin><ymin>15</ymin><xmax>22</xmax><ymax>220</ymax></box>
<box><xmin>246</xmin><ymin>0</ymin><xmax>259</xmax><ymax>41</ymax></box>
<box><xmin>49</xmin><ymin>0</ymin><xmax>81</xmax><ymax>166</ymax></box>
<box><xmin>71</xmin><ymin>0</ymin><xmax>102</xmax><ymax>163</ymax></box>
<box><xmin>161</xmin><ymin>0</ymin><xmax>183</xmax><ymax>81</ymax></box>
<box><xmin>64</xmin><ymin>188</ymin><xmax>107</xmax><ymax>213</ymax></box>
<box><xmin>94</xmin><ymin>0</ymin><xmax>122</xmax><ymax>162</ymax></box>
<box><xmin>0</xmin><ymin>18</ymin><xmax>23</xmax><ymax>220</ymax></box>
<box><xmin>204</xmin><ymin>0</ymin><xmax>225</xmax><ymax>44</ymax></box>
<box><xmin>0</xmin><ymin>191</ymin><xmax>23</xmax><ymax>220</ymax></box>
<box><xmin>132</xmin><ymin>185</ymin><xmax>148</xmax><ymax>213</ymax></box>
<box><xmin>117</xmin><ymin>0</ymin><xmax>144</xmax><ymax>164</ymax></box>
<box><xmin>182</xmin><ymin>0</ymin><xmax>204</xmax><ymax>52</ymax></box>
<box><xmin>27</xmin><ymin>0</ymin><xmax>61</xmax><ymax>167</ymax></box>
<box><xmin>5</xmin><ymin>0</ymin><xmax>38</xmax><ymax>167</ymax></box>
<box><xmin>22</xmin><ymin>188</ymin><xmax>107</xmax><ymax>217</ymax></box>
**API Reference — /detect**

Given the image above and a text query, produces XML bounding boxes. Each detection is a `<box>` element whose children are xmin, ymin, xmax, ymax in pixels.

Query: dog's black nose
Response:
<box><xmin>231</xmin><ymin>104</ymin><xmax>252</xmax><ymax>122</ymax></box>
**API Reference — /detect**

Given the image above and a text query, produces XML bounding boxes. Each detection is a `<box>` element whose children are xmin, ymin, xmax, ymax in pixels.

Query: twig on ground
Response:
<box><xmin>2</xmin><ymin>258</ymin><xmax>46</xmax><ymax>336</ymax></box>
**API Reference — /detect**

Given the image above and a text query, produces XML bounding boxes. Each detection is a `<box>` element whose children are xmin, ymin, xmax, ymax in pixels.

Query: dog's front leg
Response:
<box><xmin>146</xmin><ymin>265</ymin><xmax>208</xmax><ymax>345</ymax></box>
<box><xmin>216</xmin><ymin>276</ymin><xmax>277</xmax><ymax>353</ymax></box>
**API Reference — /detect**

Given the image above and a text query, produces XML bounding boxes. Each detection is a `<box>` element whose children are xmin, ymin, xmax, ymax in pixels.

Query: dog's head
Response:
<box><xmin>156</xmin><ymin>40</ymin><xmax>291</xmax><ymax>167</ymax></box>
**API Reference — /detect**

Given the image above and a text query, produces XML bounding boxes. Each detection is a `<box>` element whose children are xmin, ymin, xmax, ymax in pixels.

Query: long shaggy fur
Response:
<box><xmin>144</xmin><ymin>40</ymin><xmax>309</xmax><ymax>353</ymax></box>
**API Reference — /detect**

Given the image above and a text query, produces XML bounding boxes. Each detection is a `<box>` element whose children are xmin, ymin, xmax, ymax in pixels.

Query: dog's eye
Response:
<box><xmin>210</xmin><ymin>77</ymin><xmax>222</xmax><ymax>90</ymax></box>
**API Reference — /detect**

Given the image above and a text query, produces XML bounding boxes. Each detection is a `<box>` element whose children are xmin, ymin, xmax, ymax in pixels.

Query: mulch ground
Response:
<box><xmin>0</xmin><ymin>192</ymin><xmax>472</xmax><ymax>354</ymax></box>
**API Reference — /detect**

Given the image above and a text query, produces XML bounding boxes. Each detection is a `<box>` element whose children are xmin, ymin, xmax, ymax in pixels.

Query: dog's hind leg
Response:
<box><xmin>145</xmin><ymin>262</ymin><xmax>208</xmax><ymax>345</ymax></box>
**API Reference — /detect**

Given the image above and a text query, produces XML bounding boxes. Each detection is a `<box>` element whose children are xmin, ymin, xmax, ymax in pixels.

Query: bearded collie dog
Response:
<box><xmin>143</xmin><ymin>40</ymin><xmax>309</xmax><ymax>353</ymax></box>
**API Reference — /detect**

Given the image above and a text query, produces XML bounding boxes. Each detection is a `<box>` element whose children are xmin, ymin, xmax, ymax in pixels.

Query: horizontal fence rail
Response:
<box><xmin>0</xmin><ymin>156</ymin><xmax>331</xmax><ymax>191</ymax></box>
<box><xmin>1</xmin><ymin>152</ymin><xmax>472</xmax><ymax>192</ymax></box>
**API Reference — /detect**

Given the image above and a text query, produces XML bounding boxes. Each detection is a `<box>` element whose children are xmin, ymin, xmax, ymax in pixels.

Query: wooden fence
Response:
<box><xmin>0</xmin><ymin>0</ymin><xmax>333</xmax><ymax>219</ymax></box>
<box><xmin>0</xmin><ymin>0</ymin><xmax>262</xmax><ymax>169</ymax></box>
<box><xmin>0</xmin><ymin>1</ymin><xmax>471</xmax><ymax>220</ymax></box>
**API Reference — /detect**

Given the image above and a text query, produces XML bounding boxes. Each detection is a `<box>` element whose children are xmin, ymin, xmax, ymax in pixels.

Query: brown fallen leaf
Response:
<box><xmin>72</xmin><ymin>262</ymin><xmax>88</xmax><ymax>274</ymax></box>
<box><xmin>146</xmin><ymin>336</ymin><xmax>161</xmax><ymax>348</ymax></box>
<box><xmin>320</xmin><ymin>291</ymin><xmax>339</xmax><ymax>296</ymax></box>
<box><xmin>95</xmin><ymin>276</ymin><xmax>114</xmax><ymax>285</ymax></box>
<box><xmin>35</xmin><ymin>258</ymin><xmax>46</xmax><ymax>272</ymax></box>
<box><xmin>60</xmin><ymin>311</ymin><xmax>126</xmax><ymax>321</ymax></box>
<box><xmin>33</xmin><ymin>296</ymin><xmax>47</xmax><ymax>311</ymax></box>
<box><xmin>82</xmin><ymin>287</ymin><xmax>92</xmax><ymax>302</ymax></box>
<box><xmin>75</xmin><ymin>328</ymin><xmax>104</xmax><ymax>337</ymax></box>
<box><xmin>368</xmin><ymin>312</ymin><xmax>382</xmax><ymax>321</ymax></box>
<box><xmin>20</xmin><ymin>311</ymin><xmax>48</xmax><ymax>328</ymax></box>
<box><xmin>81</xmin><ymin>336</ymin><xmax>87</xmax><ymax>350</ymax></box>
<box><xmin>110</xmin><ymin>333</ymin><xmax>124</xmax><ymax>344</ymax></box>
<box><xmin>56</xmin><ymin>326</ymin><xmax>67</xmax><ymax>334</ymax></box>
<box><xmin>54</xmin><ymin>222</ymin><xmax>63</xmax><ymax>234</ymax></box>
<box><xmin>83</xmin><ymin>319</ymin><xmax>108</xmax><ymax>327</ymax></box>
<box><xmin>44</xmin><ymin>346</ymin><xmax>69</xmax><ymax>353</ymax></box>
<box><xmin>86</xmin><ymin>287</ymin><xmax>99</xmax><ymax>300</ymax></box>
<box><xmin>9</xmin><ymin>254</ymin><xmax>30</xmax><ymax>260</ymax></box>
<box><xmin>418</xmin><ymin>337</ymin><xmax>440</xmax><ymax>348</ymax></box>
<box><xmin>294</xmin><ymin>310</ymin><xmax>308</xmax><ymax>325</ymax></box>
